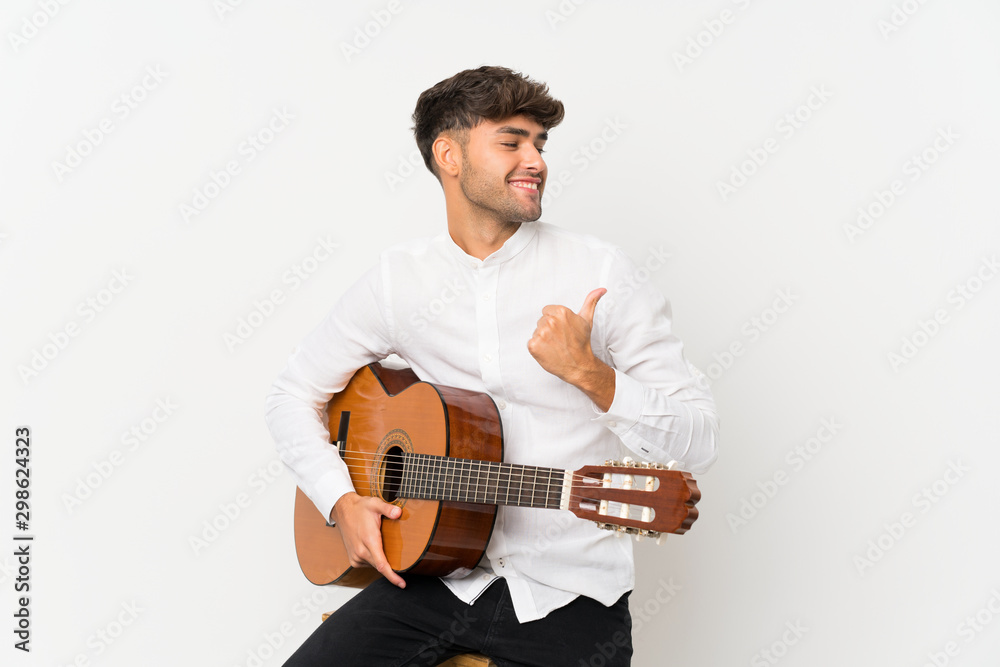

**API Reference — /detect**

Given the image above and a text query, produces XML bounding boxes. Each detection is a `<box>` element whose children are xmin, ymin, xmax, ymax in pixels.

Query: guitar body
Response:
<box><xmin>293</xmin><ymin>363</ymin><xmax>504</xmax><ymax>587</ymax></box>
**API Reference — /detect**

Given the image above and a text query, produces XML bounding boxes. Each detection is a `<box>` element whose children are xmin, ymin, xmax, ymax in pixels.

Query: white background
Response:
<box><xmin>2</xmin><ymin>1</ymin><xmax>999</xmax><ymax>665</ymax></box>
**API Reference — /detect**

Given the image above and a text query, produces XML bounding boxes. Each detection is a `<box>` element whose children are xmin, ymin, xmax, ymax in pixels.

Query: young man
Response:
<box><xmin>266</xmin><ymin>66</ymin><xmax>718</xmax><ymax>667</ymax></box>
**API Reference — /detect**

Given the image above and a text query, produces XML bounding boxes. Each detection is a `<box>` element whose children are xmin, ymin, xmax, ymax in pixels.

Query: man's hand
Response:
<box><xmin>527</xmin><ymin>288</ymin><xmax>616</xmax><ymax>412</ymax></box>
<box><xmin>330</xmin><ymin>492</ymin><xmax>406</xmax><ymax>588</ymax></box>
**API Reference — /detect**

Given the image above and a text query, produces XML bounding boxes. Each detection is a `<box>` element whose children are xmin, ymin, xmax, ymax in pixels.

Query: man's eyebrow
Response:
<box><xmin>494</xmin><ymin>126</ymin><xmax>548</xmax><ymax>141</ymax></box>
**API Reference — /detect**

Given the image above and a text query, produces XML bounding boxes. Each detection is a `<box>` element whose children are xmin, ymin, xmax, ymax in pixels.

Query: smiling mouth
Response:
<box><xmin>509</xmin><ymin>181</ymin><xmax>539</xmax><ymax>191</ymax></box>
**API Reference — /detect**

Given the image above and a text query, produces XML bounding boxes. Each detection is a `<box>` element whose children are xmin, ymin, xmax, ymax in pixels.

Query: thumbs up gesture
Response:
<box><xmin>528</xmin><ymin>288</ymin><xmax>615</xmax><ymax>409</ymax></box>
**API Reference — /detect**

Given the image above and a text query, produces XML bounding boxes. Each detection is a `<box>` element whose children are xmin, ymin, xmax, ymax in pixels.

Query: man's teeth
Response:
<box><xmin>510</xmin><ymin>181</ymin><xmax>538</xmax><ymax>190</ymax></box>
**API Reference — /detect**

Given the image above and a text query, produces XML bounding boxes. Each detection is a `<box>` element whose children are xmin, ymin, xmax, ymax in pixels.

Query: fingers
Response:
<box><xmin>338</xmin><ymin>495</ymin><xmax>406</xmax><ymax>588</ymax></box>
<box><xmin>368</xmin><ymin>498</ymin><xmax>404</xmax><ymax>587</ymax></box>
<box><xmin>377</xmin><ymin>499</ymin><xmax>402</xmax><ymax>520</ymax></box>
<box><xmin>577</xmin><ymin>288</ymin><xmax>607</xmax><ymax>325</ymax></box>
<box><xmin>370</xmin><ymin>546</ymin><xmax>406</xmax><ymax>589</ymax></box>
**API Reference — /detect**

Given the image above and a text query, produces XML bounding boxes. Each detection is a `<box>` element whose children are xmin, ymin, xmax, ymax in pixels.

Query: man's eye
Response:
<box><xmin>536</xmin><ymin>147</ymin><xmax>545</xmax><ymax>154</ymax></box>
<box><xmin>501</xmin><ymin>142</ymin><xmax>517</xmax><ymax>148</ymax></box>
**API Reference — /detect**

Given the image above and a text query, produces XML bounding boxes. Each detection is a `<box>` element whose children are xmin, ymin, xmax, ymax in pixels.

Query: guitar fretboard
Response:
<box><xmin>399</xmin><ymin>452</ymin><xmax>565</xmax><ymax>509</ymax></box>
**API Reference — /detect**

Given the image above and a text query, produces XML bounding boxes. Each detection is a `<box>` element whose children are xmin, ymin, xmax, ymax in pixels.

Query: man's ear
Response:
<box><xmin>432</xmin><ymin>134</ymin><xmax>461</xmax><ymax>178</ymax></box>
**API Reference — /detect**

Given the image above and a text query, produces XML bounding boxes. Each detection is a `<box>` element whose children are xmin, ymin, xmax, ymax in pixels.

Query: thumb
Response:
<box><xmin>373</xmin><ymin>498</ymin><xmax>401</xmax><ymax>520</ymax></box>
<box><xmin>577</xmin><ymin>288</ymin><xmax>607</xmax><ymax>325</ymax></box>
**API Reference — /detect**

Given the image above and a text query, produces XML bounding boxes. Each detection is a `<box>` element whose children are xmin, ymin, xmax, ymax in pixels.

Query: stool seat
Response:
<box><xmin>321</xmin><ymin>613</ymin><xmax>496</xmax><ymax>666</ymax></box>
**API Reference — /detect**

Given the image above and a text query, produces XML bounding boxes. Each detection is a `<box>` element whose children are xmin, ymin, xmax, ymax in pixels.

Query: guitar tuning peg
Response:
<box><xmin>622</xmin><ymin>456</ymin><xmax>635</xmax><ymax>467</ymax></box>
<box><xmin>655</xmin><ymin>533</ymin><xmax>665</xmax><ymax>545</ymax></box>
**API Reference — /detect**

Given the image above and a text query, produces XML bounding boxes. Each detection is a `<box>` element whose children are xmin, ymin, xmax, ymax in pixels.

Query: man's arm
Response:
<box><xmin>528</xmin><ymin>287</ymin><xmax>615</xmax><ymax>412</ymax></box>
<box><xmin>528</xmin><ymin>254</ymin><xmax>719</xmax><ymax>474</ymax></box>
<box><xmin>264</xmin><ymin>262</ymin><xmax>408</xmax><ymax>588</ymax></box>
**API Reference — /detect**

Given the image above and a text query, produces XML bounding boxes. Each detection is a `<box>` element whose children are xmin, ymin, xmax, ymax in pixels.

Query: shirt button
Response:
<box><xmin>497</xmin><ymin>400</ymin><xmax>507</xmax><ymax>410</ymax></box>
<box><xmin>483</xmin><ymin>353</ymin><xmax>493</xmax><ymax>362</ymax></box>
<box><xmin>608</xmin><ymin>421</ymin><xmax>617</xmax><ymax>428</ymax></box>
<box><xmin>498</xmin><ymin>558</ymin><xmax>505</xmax><ymax>568</ymax></box>
<box><xmin>482</xmin><ymin>293</ymin><xmax>491</xmax><ymax>301</ymax></box>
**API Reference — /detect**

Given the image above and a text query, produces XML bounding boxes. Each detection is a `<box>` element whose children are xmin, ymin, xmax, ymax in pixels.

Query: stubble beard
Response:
<box><xmin>458</xmin><ymin>159</ymin><xmax>542</xmax><ymax>226</ymax></box>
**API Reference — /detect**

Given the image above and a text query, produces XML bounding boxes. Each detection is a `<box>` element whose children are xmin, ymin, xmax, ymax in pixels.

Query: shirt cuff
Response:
<box><xmin>590</xmin><ymin>368</ymin><xmax>643</xmax><ymax>436</ymax></box>
<box><xmin>312</xmin><ymin>469</ymin><xmax>358</xmax><ymax>525</ymax></box>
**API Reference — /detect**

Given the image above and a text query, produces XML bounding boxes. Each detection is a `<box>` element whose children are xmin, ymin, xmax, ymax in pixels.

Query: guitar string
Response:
<box><xmin>313</xmin><ymin>450</ymin><xmax>678</xmax><ymax>518</ymax></box>
<box><xmin>328</xmin><ymin>452</ymin><xmax>671</xmax><ymax>488</ymax></box>
<box><xmin>329</xmin><ymin>448</ymin><xmax>675</xmax><ymax>489</ymax></box>
<box><xmin>329</xmin><ymin>449</ymin><xmax>675</xmax><ymax>498</ymax></box>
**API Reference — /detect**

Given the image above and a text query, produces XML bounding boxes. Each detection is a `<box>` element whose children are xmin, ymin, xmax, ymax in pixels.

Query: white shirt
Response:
<box><xmin>264</xmin><ymin>221</ymin><xmax>718</xmax><ymax>622</ymax></box>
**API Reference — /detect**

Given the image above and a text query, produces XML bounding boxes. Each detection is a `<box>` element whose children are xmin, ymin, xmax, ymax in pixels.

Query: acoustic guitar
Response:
<box><xmin>293</xmin><ymin>362</ymin><xmax>701</xmax><ymax>588</ymax></box>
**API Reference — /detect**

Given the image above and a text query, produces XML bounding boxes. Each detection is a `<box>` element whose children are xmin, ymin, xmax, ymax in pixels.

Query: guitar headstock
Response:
<box><xmin>566</xmin><ymin>458</ymin><xmax>700</xmax><ymax>541</ymax></box>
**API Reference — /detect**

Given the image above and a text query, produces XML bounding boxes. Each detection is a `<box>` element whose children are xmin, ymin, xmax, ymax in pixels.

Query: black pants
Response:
<box><xmin>282</xmin><ymin>576</ymin><xmax>632</xmax><ymax>667</ymax></box>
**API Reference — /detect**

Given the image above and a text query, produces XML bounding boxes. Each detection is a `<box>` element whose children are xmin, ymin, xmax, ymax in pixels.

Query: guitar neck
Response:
<box><xmin>399</xmin><ymin>452</ymin><xmax>567</xmax><ymax>510</ymax></box>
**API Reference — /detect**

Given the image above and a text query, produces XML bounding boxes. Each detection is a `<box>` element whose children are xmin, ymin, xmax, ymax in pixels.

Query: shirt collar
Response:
<box><xmin>440</xmin><ymin>222</ymin><xmax>538</xmax><ymax>269</ymax></box>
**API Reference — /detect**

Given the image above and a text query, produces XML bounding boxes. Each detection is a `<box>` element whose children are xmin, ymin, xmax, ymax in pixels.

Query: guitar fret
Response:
<box><xmin>487</xmin><ymin>462</ymin><xmax>498</xmax><ymax>506</ymax></box>
<box><xmin>515</xmin><ymin>465</ymin><xmax>524</xmax><ymax>507</ymax></box>
<box><xmin>458</xmin><ymin>458</ymin><xmax>467</xmax><ymax>502</ymax></box>
<box><xmin>413</xmin><ymin>454</ymin><xmax>424</xmax><ymax>498</ymax></box>
<box><xmin>464</xmin><ymin>460</ymin><xmax>471</xmax><ymax>503</ymax></box>
<box><xmin>462</xmin><ymin>458</ymin><xmax>472</xmax><ymax>503</ymax></box>
<box><xmin>480</xmin><ymin>462</ymin><xmax>489</xmax><ymax>505</ymax></box>
<box><xmin>474</xmin><ymin>461</ymin><xmax>486</xmax><ymax>503</ymax></box>
<box><xmin>400</xmin><ymin>454</ymin><xmax>409</xmax><ymax>498</ymax></box>
<box><xmin>396</xmin><ymin>453</ymin><xmax>565</xmax><ymax>509</ymax></box>
<box><xmin>420</xmin><ymin>453</ymin><xmax>428</xmax><ymax>499</ymax></box>
<box><xmin>469</xmin><ymin>459</ymin><xmax>478</xmax><ymax>503</ymax></box>
<box><xmin>409</xmin><ymin>453</ymin><xmax>417</xmax><ymax>499</ymax></box>
<box><xmin>503</xmin><ymin>464</ymin><xmax>511</xmax><ymax>506</ymax></box>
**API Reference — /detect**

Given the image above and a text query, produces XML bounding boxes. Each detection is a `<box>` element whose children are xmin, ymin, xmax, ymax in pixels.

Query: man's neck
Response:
<box><xmin>446</xmin><ymin>201</ymin><xmax>522</xmax><ymax>260</ymax></box>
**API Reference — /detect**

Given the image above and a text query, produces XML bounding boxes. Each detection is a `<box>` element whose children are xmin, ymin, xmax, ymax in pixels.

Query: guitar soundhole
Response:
<box><xmin>381</xmin><ymin>446</ymin><xmax>404</xmax><ymax>503</ymax></box>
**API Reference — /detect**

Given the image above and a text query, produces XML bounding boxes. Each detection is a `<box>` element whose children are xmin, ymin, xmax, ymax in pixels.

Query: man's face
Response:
<box><xmin>457</xmin><ymin>115</ymin><xmax>548</xmax><ymax>224</ymax></box>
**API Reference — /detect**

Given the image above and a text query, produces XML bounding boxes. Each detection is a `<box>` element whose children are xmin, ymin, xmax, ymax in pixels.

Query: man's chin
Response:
<box><xmin>520</xmin><ymin>205</ymin><xmax>543</xmax><ymax>223</ymax></box>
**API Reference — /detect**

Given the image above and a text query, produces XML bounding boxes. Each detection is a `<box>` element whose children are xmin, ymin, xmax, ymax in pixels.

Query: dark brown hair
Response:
<box><xmin>412</xmin><ymin>66</ymin><xmax>565</xmax><ymax>178</ymax></box>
